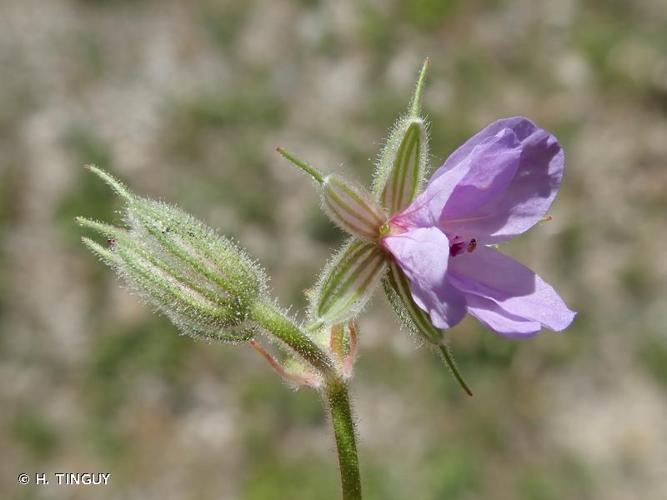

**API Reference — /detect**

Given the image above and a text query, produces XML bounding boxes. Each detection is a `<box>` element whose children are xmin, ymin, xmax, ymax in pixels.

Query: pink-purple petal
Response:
<box><xmin>383</xmin><ymin>116</ymin><xmax>574</xmax><ymax>338</ymax></box>
<box><xmin>448</xmin><ymin>246</ymin><xmax>576</xmax><ymax>333</ymax></box>
<box><xmin>430</xmin><ymin>117</ymin><xmax>535</xmax><ymax>183</ymax></box>
<box><xmin>382</xmin><ymin>227</ymin><xmax>466</xmax><ymax>329</ymax></box>
<box><xmin>391</xmin><ymin>152</ymin><xmax>471</xmax><ymax>228</ymax></box>
<box><xmin>463</xmin><ymin>294</ymin><xmax>543</xmax><ymax>339</ymax></box>
<box><xmin>436</xmin><ymin>127</ymin><xmax>523</xmax><ymax>217</ymax></box>
<box><xmin>439</xmin><ymin>117</ymin><xmax>565</xmax><ymax>243</ymax></box>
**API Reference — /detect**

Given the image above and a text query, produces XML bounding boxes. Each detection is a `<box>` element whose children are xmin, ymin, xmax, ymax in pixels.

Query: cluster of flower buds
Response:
<box><xmin>77</xmin><ymin>166</ymin><xmax>268</xmax><ymax>343</ymax></box>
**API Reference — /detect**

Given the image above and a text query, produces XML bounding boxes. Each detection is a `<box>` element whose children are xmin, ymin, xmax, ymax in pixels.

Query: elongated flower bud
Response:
<box><xmin>321</xmin><ymin>174</ymin><xmax>387</xmax><ymax>241</ymax></box>
<box><xmin>78</xmin><ymin>166</ymin><xmax>268</xmax><ymax>343</ymax></box>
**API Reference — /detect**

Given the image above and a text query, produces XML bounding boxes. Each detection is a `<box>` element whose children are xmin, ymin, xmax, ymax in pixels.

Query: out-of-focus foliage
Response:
<box><xmin>1</xmin><ymin>0</ymin><xmax>666</xmax><ymax>499</ymax></box>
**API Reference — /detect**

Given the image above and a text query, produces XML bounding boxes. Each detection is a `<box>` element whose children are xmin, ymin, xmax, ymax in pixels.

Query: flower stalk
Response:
<box><xmin>250</xmin><ymin>303</ymin><xmax>362</xmax><ymax>499</ymax></box>
<box><xmin>326</xmin><ymin>377</ymin><xmax>362</xmax><ymax>500</ymax></box>
<box><xmin>249</xmin><ymin>300</ymin><xmax>335</xmax><ymax>378</ymax></box>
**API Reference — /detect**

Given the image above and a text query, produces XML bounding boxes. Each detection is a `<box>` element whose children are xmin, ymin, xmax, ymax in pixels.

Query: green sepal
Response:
<box><xmin>384</xmin><ymin>261</ymin><xmax>473</xmax><ymax>396</ymax></box>
<box><xmin>372</xmin><ymin>60</ymin><xmax>430</xmax><ymax>211</ymax></box>
<box><xmin>309</xmin><ymin>238</ymin><xmax>387</xmax><ymax>329</ymax></box>
<box><xmin>322</xmin><ymin>174</ymin><xmax>387</xmax><ymax>241</ymax></box>
<box><xmin>384</xmin><ymin>261</ymin><xmax>440</xmax><ymax>343</ymax></box>
<box><xmin>379</xmin><ymin>120</ymin><xmax>426</xmax><ymax>214</ymax></box>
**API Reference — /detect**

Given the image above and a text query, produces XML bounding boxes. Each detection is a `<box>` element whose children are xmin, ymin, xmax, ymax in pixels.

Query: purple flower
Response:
<box><xmin>381</xmin><ymin>117</ymin><xmax>576</xmax><ymax>338</ymax></box>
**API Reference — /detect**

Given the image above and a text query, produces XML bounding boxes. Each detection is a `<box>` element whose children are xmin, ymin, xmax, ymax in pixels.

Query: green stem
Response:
<box><xmin>251</xmin><ymin>302</ymin><xmax>361</xmax><ymax>497</ymax></box>
<box><xmin>326</xmin><ymin>378</ymin><xmax>362</xmax><ymax>500</ymax></box>
<box><xmin>250</xmin><ymin>301</ymin><xmax>334</xmax><ymax>377</ymax></box>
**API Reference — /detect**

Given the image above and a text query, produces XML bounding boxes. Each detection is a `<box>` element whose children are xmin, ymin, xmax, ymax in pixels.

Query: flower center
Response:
<box><xmin>378</xmin><ymin>222</ymin><xmax>391</xmax><ymax>238</ymax></box>
<box><xmin>449</xmin><ymin>237</ymin><xmax>476</xmax><ymax>257</ymax></box>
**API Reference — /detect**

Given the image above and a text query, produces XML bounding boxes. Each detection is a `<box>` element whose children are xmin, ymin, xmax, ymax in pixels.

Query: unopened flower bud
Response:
<box><xmin>78</xmin><ymin>166</ymin><xmax>268</xmax><ymax>343</ymax></box>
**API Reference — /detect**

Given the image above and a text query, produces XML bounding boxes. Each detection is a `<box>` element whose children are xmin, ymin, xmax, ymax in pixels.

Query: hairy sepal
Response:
<box><xmin>310</xmin><ymin>238</ymin><xmax>387</xmax><ymax>329</ymax></box>
<box><xmin>379</xmin><ymin>119</ymin><xmax>427</xmax><ymax>214</ymax></box>
<box><xmin>372</xmin><ymin>58</ymin><xmax>431</xmax><ymax>206</ymax></box>
<box><xmin>384</xmin><ymin>261</ymin><xmax>473</xmax><ymax>396</ymax></box>
<box><xmin>321</xmin><ymin>175</ymin><xmax>387</xmax><ymax>241</ymax></box>
<box><xmin>383</xmin><ymin>260</ymin><xmax>442</xmax><ymax>344</ymax></box>
<box><xmin>78</xmin><ymin>168</ymin><xmax>268</xmax><ymax>343</ymax></box>
<box><xmin>372</xmin><ymin>60</ymin><xmax>431</xmax><ymax>210</ymax></box>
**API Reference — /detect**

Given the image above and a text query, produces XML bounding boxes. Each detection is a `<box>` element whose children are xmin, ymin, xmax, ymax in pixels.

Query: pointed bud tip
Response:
<box><xmin>438</xmin><ymin>344</ymin><xmax>474</xmax><ymax>397</ymax></box>
<box><xmin>76</xmin><ymin>216</ymin><xmax>124</xmax><ymax>238</ymax></box>
<box><xmin>275</xmin><ymin>147</ymin><xmax>324</xmax><ymax>184</ymax></box>
<box><xmin>80</xmin><ymin>235</ymin><xmax>118</xmax><ymax>263</ymax></box>
<box><xmin>85</xmin><ymin>165</ymin><xmax>133</xmax><ymax>201</ymax></box>
<box><xmin>410</xmin><ymin>58</ymin><xmax>430</xmax><ymax>117</ymax></box>
<box><xmin>420</xmin><ymin>57</ymin><xmax>431</xmax><ymax>74</ymax></box>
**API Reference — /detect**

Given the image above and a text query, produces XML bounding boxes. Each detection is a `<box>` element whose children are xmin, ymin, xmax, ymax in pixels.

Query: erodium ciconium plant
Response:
<box><xmin>78</xmin><ymin>59</ymin><xmax>575</xmax><ymax>500</ymax></box>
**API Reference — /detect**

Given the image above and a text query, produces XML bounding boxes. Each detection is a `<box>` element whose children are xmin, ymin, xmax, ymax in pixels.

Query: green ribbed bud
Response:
<box><xmin>77</xmin><ymin>166</ymin><xmax>267</xmax><ymax>343</ymax></box>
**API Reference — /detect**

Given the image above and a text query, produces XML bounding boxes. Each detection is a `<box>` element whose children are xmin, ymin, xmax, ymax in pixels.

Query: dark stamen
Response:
<box><xmin>449</xmin><ymin>241</ymin><xmax>466</xmax><ymax>257</ymax></box>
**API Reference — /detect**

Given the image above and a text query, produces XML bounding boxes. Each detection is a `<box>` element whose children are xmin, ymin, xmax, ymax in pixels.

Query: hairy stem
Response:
<box><xmin>326</xmin><ymin>378</ymin><xmax>362</xmax><ymax>500</ymax></box>
<box><xmin>250</xmin><ymin>301</ymin><xmax>334</xmax><ymax>377</ymax></box>
<box><xmin>251</xmin><ymin>302</ymin><xmax>361</xmax><ymax>497</ymax></box>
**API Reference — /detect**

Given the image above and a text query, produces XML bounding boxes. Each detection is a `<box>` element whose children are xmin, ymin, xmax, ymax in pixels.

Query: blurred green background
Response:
<box><xmin>1</xmin><ymin>0</ymin><xmax>666</xmax><ymax>499</ymax></box>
